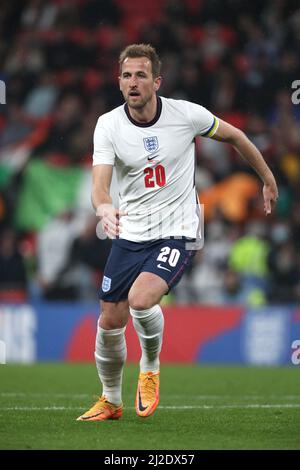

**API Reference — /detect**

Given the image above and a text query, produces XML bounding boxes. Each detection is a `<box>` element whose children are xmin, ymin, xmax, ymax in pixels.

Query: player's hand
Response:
<box><xmin>96</xmin><ymin>203</ymin><xmax>127</xmax><ymax>238</ymax></box>
<box><xmin>263</xmin><ymin>180</ymin><xmax>278</xmax><ymax>215</ymax></box>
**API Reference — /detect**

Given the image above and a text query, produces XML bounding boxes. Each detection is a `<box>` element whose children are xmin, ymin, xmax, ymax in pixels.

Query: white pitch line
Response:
<box><xmin>157</xmin><ymin>395</ymin><xmax>300</xmax><ymax>400</ymax></box>
<box><xmin>0</xmin><ymin>406</ymin><xmax>82</xmax><ymax>411</ymax></box>
<box><xmin>160</xmin><ymin>404</ymin><xmax>300</xmax><ymax>409</ymax></box>
<box><xmin>0</xmin><ymin>393</ymin><xmax>90</xmax><ymax>398</ymax></box>
<box><xmin>0</xmin><ymin>404</ymin><xmax>300</xmax><ymax>411</ymax></box>
<box><xmin>1</xmin><ymin>393</ymin><xmax>300</xmax><ymax>400</ymax></box>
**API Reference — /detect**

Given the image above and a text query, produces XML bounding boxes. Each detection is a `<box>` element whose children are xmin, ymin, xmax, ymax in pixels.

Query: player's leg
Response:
<box><xmin>128</xmin><ymin>272</ymin><xmax>167</xmax><ymax>417</ymax></box>
<box><xmin>77</xmin><ymin>299</ymin><xmax>129</xmax><ymax>421</ymax></box>
<box><xmin>129</xmin><ymin>272</ymin><xmax>166</xmax><ymax>373</ymax></box>
<box><xmin>77</xmin><ymin>238</ymin><xmax>149</xmax><ymax>422</ymax></box>
<box><xmin>129</xmin><ymin>238</ymin><xmax>197</xmax><ymax>417</ymax></box>
<box><xmin>95</xmin><ymin>299</ymin><xmax>129</xmax><ymax>403</ymax></box>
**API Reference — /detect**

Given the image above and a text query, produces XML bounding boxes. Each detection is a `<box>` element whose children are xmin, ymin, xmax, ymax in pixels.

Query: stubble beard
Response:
<box><xmin>126</xmin><ymin>91</ymin><xmax>153</xmax><ymax>111</ymax></box>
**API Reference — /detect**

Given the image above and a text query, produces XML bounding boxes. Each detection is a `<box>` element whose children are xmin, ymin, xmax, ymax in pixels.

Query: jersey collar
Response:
<box><xmin>124</xmin><ymin>96</ymin><xmax>162</xmax><ymax>127</ymax></box>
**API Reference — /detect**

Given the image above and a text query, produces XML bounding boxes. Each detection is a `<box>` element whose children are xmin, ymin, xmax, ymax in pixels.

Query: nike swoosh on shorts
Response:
<box><xmin>157</xmin><ymin>264</ymin><xmax>171</xmax><ymax>272</ymax></box>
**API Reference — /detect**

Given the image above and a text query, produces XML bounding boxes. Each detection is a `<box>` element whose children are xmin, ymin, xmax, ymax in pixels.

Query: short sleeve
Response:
<box><xmin>92</xmin><ymin>117</ymin><xmax>115</xmax><ymax>166</ymax></box>
<box><xmin>186</xmin><ymin>101</ymin><xmax>219</xmax><ymax>138</ymax></box>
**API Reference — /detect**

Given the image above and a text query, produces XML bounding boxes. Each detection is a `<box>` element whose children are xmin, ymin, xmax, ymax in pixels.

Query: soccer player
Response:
<box><xmin>77</xmin><ymin>44</ymin><xmax>278</xmax><ymax>422</ymax></box>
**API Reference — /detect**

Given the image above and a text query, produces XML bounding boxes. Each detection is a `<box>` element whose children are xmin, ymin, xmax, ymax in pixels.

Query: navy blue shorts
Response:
<box><xmin>100</xmin><ymin>238</ymin><xmax>196</xmax><ymax>302</ymax></box>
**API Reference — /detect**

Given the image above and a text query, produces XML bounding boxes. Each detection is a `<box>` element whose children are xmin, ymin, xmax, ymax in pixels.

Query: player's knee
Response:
<box><xmin>99</xmin><ymin>303</ymin><xmax>128</xmax><ymax>329</ymax></box>
<box><xmin>99</xmin><ymin>313</ymin><xmax>122</xmax><ymax>329</ymax></box>
<box><xmin>128</xmin><ymin>292</ymin><xmax>154</xmax><ymax>311</ymax></box>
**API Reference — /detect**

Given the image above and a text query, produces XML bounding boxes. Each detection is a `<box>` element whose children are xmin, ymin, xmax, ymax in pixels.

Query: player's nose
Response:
<box><xmin>129</xmin><ymin>75</ymin><xmax>138</xmax><ymax>86</ymax></box>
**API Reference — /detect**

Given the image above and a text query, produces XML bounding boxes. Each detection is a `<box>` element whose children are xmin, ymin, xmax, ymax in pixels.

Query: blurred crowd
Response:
<box><xmin>1</xmin><ymin>0</ymin><xmax>300</xmax><ymax>306</ymax></box>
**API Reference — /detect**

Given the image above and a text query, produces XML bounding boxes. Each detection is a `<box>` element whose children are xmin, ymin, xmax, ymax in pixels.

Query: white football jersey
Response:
<box><xmin>93</xmin><ymin>96</ymin><xmax>219</xmax><ymax>242</ymax></box>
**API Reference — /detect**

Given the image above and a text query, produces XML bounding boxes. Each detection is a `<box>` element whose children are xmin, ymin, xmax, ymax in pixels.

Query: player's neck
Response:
<box><xmin>128</xmin><ymin>95</ymin><xmax>158</xmax><ymax>124</ymax></box>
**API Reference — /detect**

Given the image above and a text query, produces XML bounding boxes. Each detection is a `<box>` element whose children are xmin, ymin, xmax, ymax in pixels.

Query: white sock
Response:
<box><xmin>95</xmin><ymin>326</ymin><xmax>127</xmax><ymax>405</ymax></box>
<box><xmin>130</xmin><ymin>304</ymin><xmax>164</xmax><ymax>373</ymax></box>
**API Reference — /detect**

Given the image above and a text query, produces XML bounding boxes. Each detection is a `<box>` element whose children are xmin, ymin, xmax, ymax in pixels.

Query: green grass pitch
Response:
<box><xmin>0</xmin><ymin>363</ymin><xmax>299</xmax><ymax>450</ymax></box>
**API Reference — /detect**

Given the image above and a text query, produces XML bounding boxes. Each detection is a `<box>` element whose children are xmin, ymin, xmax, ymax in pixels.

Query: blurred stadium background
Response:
<box><xmin>0</xmin><ymin>0</ymin><xmax>300</xmax><ymax>450</ymax></box>
<box><xmin>1</xmin><ymin>0</ymin><xmax>300</xmax><ymax>364</ymax></box>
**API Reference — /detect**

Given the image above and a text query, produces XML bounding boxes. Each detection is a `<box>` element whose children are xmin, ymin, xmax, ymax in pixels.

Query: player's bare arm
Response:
<box><xmin>92</xmin><ymin>164</ymin><xmax>125</xmax><ymax>238</ymax></box>
<box><xmin>211</xmin><ymin>119</ymin><xmax>279</xmax><ymax>215</ymax></box>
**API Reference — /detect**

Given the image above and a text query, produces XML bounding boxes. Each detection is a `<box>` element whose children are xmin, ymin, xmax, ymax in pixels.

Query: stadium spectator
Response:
<box><xmin>267</xmin><ymin>221</ymin><xmax>300</xmax><ymax>303</ymax></box>
<box><xmin>56</xmin><ymin>217</ymin><xmax>112</xmax><ymax>300</ymax></box>
<box><xmin>0</xmin><ymin>228</ymin><xmax>28</xmax><ymax>302</ymax></box>
<box><xmin>36</xmin><ymin>211</ymin><xmax>84</xmax><ymax>300</ymax></box>
<box><xmin>228</xmin><ymin>221</ymin><xmax>270</xmax><ymax>300</ymax></box>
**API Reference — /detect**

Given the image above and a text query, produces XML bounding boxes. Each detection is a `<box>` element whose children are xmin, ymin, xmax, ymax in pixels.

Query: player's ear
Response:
<box><xmin>154</xmin><ymin>76</ymin><xmax>162</xmax><ymax>91</ymax></box>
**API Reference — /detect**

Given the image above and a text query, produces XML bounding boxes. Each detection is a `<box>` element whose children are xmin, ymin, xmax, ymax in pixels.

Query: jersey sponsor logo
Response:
<box><xmin>157</xmin><ymin>263</ymin><xmax>172</xmax><ymax>272</ymax></box>
<box><xmin>102</xmin><ymin>276</ymin><xmax>112</xmax><ymax>292</ymax></box>
<box><xmin>143</xmin><ymin>136</ymin><xmax>159</xmax><ymax>153</ymax></box>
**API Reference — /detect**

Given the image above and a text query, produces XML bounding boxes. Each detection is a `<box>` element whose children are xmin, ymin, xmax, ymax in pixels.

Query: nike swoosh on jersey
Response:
<box><xmin>157</xmin><ymin>264</ymin><xmax>171</xmax><ymax>272</ymax></box>
<box><xmin>148</xmin><ymin>154</ymin><xmax>159</xmax><ymax>161</ymax></box>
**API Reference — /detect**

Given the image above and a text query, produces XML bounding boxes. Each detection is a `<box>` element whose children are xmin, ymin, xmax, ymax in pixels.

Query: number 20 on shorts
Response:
<box><xmin>157</xmin><ymin>247</ymin><xmax>180</xmax><ymax>267</ymax></box>
<box><xmin>144</xmin><ymin>164</ymin><xmax>166</xmax><ymax>187</ymax></box>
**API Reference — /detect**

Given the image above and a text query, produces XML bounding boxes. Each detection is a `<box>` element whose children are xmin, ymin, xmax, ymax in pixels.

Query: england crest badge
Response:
<box><xmin>102</xmin><ymin>276</ymin><xmax>111</xmax><ymax>292</ymax></box>
<box><xmin>143</xmin><ymin>136</ymin><xmax>159</xmax><ymax>153</ymax></box>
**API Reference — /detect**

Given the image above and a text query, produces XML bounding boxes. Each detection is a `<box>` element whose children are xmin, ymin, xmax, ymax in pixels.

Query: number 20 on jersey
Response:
<box><xmin>144</xmin><ymin>164</ymin><xmax>166</xmax><ymax>188</ymax></box>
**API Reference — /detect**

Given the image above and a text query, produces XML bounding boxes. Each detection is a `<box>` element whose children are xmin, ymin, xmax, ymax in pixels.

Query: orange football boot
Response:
<box><xmin>77</xmin><ymin>396</ymin><xmax>123</xmax><ymax>422</ymax></box>
<box><xmin>135</xmin><ymin>371</ymin><xmax>160</xmax><ymax>417</ymax></box>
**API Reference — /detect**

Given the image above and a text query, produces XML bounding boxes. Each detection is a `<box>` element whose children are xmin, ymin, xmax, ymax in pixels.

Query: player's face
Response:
<box><xmin>119</xmin><ymin>57</ymin><xmax>161</xmax><ymax>109</ymax></box>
